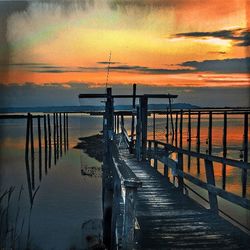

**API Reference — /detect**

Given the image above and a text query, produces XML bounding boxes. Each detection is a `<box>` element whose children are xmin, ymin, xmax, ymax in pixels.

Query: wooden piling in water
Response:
<box><xmin>37</xmin><ymin>116</ymin><xmax>42</xmax><ymax>181</ymax></box>
<box><xmin>242</xmin><ymin>112</ymin><xmax>248</xmax><ymax>197</ymax></box>
<box><xmin>153</xmin><ymin>112</ymin><xmax>156</xmax><ymax>141</ymax></box>
<box><xmin>44</xmin><ymin>114</ymin><xmax>48</xmax><ymax>174</ymax></box>
<box><xmin>175</xmin><ymin>112</ymin><xmax>178</xmax><ymax>147</ymax></box>
<box><xmin>56</xmin><ymin>113</ymin><xmax>59</xmax><ymax>159</ymax></box>
<box><xmin>63</xmin><ymin>113</ymin><xmax>66</xmax><ymax>153</ymax></box>
<box><xmin>25</xmin><ymin>114</ymin><xmax>33</xmax><ymax>204</ymax></box>
<box><xmin>208</xmin><ymin>111</ymin><xmax>213</xmax><ymax>155</ymax></box>
<box><xmin>47</xmin><ymin>114</ymin><xmax>52</xmax><ymax>168</ymax></box>
<box><xmin>30</xmin><ymin>114</ymin><xmax>35</xmax><ymax>190</ymax></box>
<box><xmin>222</xmin><ymin>111</ymin><xmax>227</xmax><ymax>189</ymax></box>
<box><xmin>179</xmin><ymin>110</ymin><xmax>183</xmax><ymax>148</ymax></box>
<box><xmin>196</xmin><ymin>112</ymin><xmax>201</xmax><ymax>174</ymax></box>
<box><xmin>59</xmin><ymin>113</ymin><xmax>62</xmax><ymax>157</ymax></box>
<box><xmin>140</xmin><ymin>96</ymin><xmax>148</xmax><ymax>160</ymax></box>
<box><xmin>53</xmin><ymin>113</ymin><xmax>57</xmax><ymax>165</ymax></box>
<box><xmin>188</xmin><ymin>110</ymin><xmax>191</xmax><ymax>170</ymax></box>
<box><xmin>130</xmin><ymin>84</ymin><xmax>136</xmax><ymax>153</ymax></box>
<box><xmin>166</xmin><ymin>109</ymin><xmax>169</xmax><ymax>144</ymax></box>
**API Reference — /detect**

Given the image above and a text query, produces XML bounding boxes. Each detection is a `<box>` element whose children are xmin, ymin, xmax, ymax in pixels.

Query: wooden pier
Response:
<box><xmin>79</xmin><ymin>86</ymin><xmax>250</xmax><ymax>249</ymax></box>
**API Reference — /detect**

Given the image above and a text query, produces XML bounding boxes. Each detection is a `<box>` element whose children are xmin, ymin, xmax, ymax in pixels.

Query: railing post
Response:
<box><xmin>208</xmin><ymin>111</ymin><xmax>212</xmax><ymax>155</ymax></box>
<box><xmin>154</xmin><ymin>141</ymin><xmax>158</xmax><ymax>169</ymax></box>
<box><xmin>136</xmin><ymin>106</ymin><xmax>141</xmax><ymax>161</ymax></box>
<box><xmin>153</xmin><ymin>112</ymin><xmax>156</xmax><ymax>141</ymax></box>
<box><xmin>177</xmin><ymin>153</ymin><xmax>184</xmax><ymax>191</ymax></box>
<box><xmin>164</xmin><ymin>145</ymin><xmax>169</xmax><ymax>180</ymax></box>
<box><xmin>148</xmin><ymin>141</ymin><xmax>152</xmax><ymax>164</ymax></box>
<box><xmin>130</xmin><ymin>84</ymin><xmax>136</xmax><ymax>153</ymax></box>
<box><xmin>175</xmin><ymin>112</ymin><xmax>178</xmax><ymax>147</ymax></box>
<box><xmin>204</xmin><ymin>159</ymin><xmax>218</xmax><ymax>212</ymax></box>
<box><xmin>166</xmin><ymin>109</ymin><xmax>169</xmax><ymax>144</ymax></box>
<box><xmin>140</xmin><ymin>96</ymin><xmax>148</xmax><ymax>161</ymax></box>
<box><xmin>123</xmin><ymin>186</ymin><xmax>137</xmax><ymax>250</ymax></box>
<box><xmin>44</xmin><ymin>114</ymin><xmax>48</xmax><ymax>175</ymax></box>
<box><xmin>179</xmin><ymin>110</ymin><xmax>183</xmax><ymax>148</ymax></box>
<box><xmin>37</xmin><ymin>116</ymin><xmax>42</xmax><ymax>181</ymax></box>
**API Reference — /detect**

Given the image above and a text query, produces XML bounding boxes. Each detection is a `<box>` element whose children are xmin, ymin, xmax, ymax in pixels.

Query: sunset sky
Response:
<box><xmin>0</xmin><ymin>0</ymin><xmax>249</xmax><ymax>107</ymax></box>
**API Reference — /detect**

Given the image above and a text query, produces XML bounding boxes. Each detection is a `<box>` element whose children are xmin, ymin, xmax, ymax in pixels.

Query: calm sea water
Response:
<box><xmin>0</xmin><ymin>114</ymin><xmax>103</xmax><ymax>249</ymax></box>
<box><xmin>0</xmin><ymin>113</ymin><xmax>249</xmax><ymax>250</ymax></box>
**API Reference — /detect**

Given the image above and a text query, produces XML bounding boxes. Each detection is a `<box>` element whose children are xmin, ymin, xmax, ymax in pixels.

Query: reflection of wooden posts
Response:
<box><xmin>30</xmin><ymin>114</ymin><xmax>35</xmax><ymax>190</ymax></box>
<box><xmin>25</xmin><ymin>114</ymin><xmax>33</xmax><ymax>204</ymax></box>
<box><xmin>63</xmin><ymin>113</ymin><xmax>66</xmax><ymax>153</ymax></box>
<box><xmin>179</xmin><ymin>110</ymin><xmax>183</xmax><ymax>148</ymax></box>
<box><xmin>59</xmin><ymin>113</ymin><xmax>62</xmax><ymax>157</ymax></box>
<box><xmin>196</xmin><ymin>112</ymin><xmax>201</xmax><ymax>174</ymax></box>
<box><xmin>47</xmin><ymin>114</ymin><xmax>52</xmax><ymax>168</ymax></box>
<box><xmin>140</xmin><ymin>96</ymin><xmax>148</xmax><ymax>161</ymax></box>
<box><xmin>56</xmin><ymin>113</ymin><xmax>59</xmax><ymax>159</ymax></box>
<box><xmin>208</xmin><ymin>111</ymin><xmax>212</xmax><ymax>155</ymax></box>
<box><xmin>153</xmin><ymin>112</ymin><xmax>156</xmax><ymax>141</ymax></box>
<box><xmin>242</xmin><ymin>112</ymin><xmax>248</xmax><ymax>197</ymax></box>
<box><xmin>44</xmin><ymin>114</ymin><xmax>48</xmax><ymax>174</ymax></box>
<box><xmin>222</xmin><ymin>111</ymin><xmax>227</xmax><ymax>189</ymax></box>
<box><xmin>175</xmin><ymin>112</ymin><xmax>178</xmax><ymax>147</ymax></box>
<box><xmin>188</xmin><ymin>110</ymin><xmax>191</xmax><ymax>170</ymax></box>
<box><xmin>130</xmin><ymin>84</ymin><xmax>136</xmax><ymax>153</ymax></box>
<box><xmin>53</xmin><ymin>113</ymin><xmax>57</xmax><ymax>165</ymax></box>
<box><xmin>166</xmin><ymin>109</ymin><xmax>169</xmax><ymax>143</ymax></box>
<box><xmin>37</xmin><ymin>116</ymin><xmax>42</xmax><ymax>181</ymax></box>
<box><xmin>205</xmin><ymin>159</ymin><xmax>218</xmax><ymax>212</ymax></box>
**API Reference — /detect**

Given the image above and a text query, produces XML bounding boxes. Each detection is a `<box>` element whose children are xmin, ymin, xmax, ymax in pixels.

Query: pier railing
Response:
<box><xmin>147</xmin><ymin>140</ymin><xmax>250</xmax><ymax>211</ymax></box>
<box><xmin>110</xmin><ymin>140</ymin><xmax>141</xmax><ymax>249</ymax></box>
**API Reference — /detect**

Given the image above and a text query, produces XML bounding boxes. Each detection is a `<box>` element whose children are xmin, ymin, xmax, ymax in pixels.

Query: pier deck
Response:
<box><xmin>118</xmin><ymin>140</ymin><xmax>249</xmax><ymax>249</ymax></box>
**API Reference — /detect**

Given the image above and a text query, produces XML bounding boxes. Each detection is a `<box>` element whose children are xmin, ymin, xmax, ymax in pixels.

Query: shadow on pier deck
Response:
<box><xmin>118</xmin><ymin>136</ymin><xmax>249</xmax><ymax>250</ymax></box>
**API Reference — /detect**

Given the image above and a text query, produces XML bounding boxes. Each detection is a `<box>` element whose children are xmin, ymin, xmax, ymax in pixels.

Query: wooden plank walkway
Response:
<box><xmin>117</xmin><ymin>142</ymin><xmax>250</xmax><ymax>249</ymax></box>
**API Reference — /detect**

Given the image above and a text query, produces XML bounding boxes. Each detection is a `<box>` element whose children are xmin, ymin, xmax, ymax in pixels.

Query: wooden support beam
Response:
<box><xmin>179</xmin><ymin>110</ymin><xmax>183</xmax><ymax>148</ymax></box>
<box><xmin>44</xmin><ymin>114</ymin><xmax>48</xmax><ymax>175</ymax></box>
<box><xmin>153</xmin><ymin>112</ymin><xmax>156</xmax><ymax>141</ymax></box>
<box><xmin>188</xmin><ymin>110</ymin><xmax>191</xmax><ymax>170</ymax></box>
<box><xmin>242</xmin><ymin>112</ymin><xmax>248</xmax><ymax>197</ymax></box>
<box><xmin>66</xmin><ymin>113</ymin><xmax>69</xmax><ymax>150</ymax></box>
<box><xmin>136</xmin><ymin>107</ymin><xmax>141</xmax><ymax>161</ymax></box>
<box><xmin>196</xmin><ymin>112</ymin><xmax>201</xmax><ymax>174</ymax></box>
<box><xmin>63</xmin><ymin>113</ymin><xmax>66</xmax><ymax>153</ymax></box>
<box><xmin>154</xmin><ymin>141</ymin><xmax>158</xmax><ymax>169</ymax></box>
<box><xmin>30</xmin><ymin>114</ymin><xmax>35</xmax><ymax>190</ymax></box>
<box><xmin>130</xmin><ymin>84</ymin><xmax>136</xmax><ymax>153</ymax></box>
<box><xmin>222</xmin><ymin>111</ymin><xmax>227</xmax><ymax>190</ymax></box>
<box><xmin>140</xmin><ymin>96</ymin><xmax>148</xmax><ymax>161</ymax></box>
<box><xmin>37</xmin><ymin>116</ymin><xmax>42</xmax><ymax>181</ymax></box>
<box><xmin>56</xmin><ymin>113</ymin><xmax>59</xmax><ymax>159</ymax></box>
<box><xmin>53</xmin><ymin>113</ymin><xmax>57</xmax><ymax>165</ymax></box>
<box><xmin>166</xmin><ymin>109</ymin><xmax>169</xmax><ymax>144</ymax></box>
<box><xmin>208</xmin><ymin>111</ymin><xmax>213</xmax><ymax>155</ymax></box>
<box><xmin>175</xmin><ymin>112</ymin><xmax>178</xmax><ymax>147</ymax></box>
<box><xmin>204</xmin><ymin>159</ymin><xmax>218</xmax><ymax>212</ymax></box>
<box><xmin>164</xmin><ymin>145</ymin><xmax>169</xmax><ymax>180</ymax></box>
<box><xmin>177</xmin><ymin>153</ymin><xmax>184</xmax><ymax>191</ymax></box>
<box><xmin>47</xmin><ymin>114</ymin><xmax>52</xmax><ymax>168</ymax></box>
<box><xmin>59</xmin><ymin>113</ymin><xmax>62</xmax><ymax>157</ymax></box>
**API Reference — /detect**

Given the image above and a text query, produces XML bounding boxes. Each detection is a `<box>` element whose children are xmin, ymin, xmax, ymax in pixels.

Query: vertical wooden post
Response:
<box><xmin>242</xmin><ymin>112</ymin><xmax>248</xmax><ymax>197</ymax></box>
<box><xmin>56</xmin><ymin>113</ymin><xmax>59</xmax><ymax>159</ymax></box>
<box><xmin>44</xmin><ymin>114</ymin><xmax>48</xmax><ymax>175</ymax></box>
<box><xmin>179</xmin><ymin>110</ymin><xmax>183</xmax><ymax>148</ymax></box>
<box><xmin>175</xmin><ymin>112</ymin><xmax>178</xmax><ymax>147</ymax></box>
<box><xmin>59</xmin><ymin>113</ymin><xmax>62</xmax><ymax>157</ymax></box>
<box><xmin>166</xmin><ymin>109</ymin><xmax>169</xmax><ymax>144</ymax></box>
<box><xmin>30</xmin><ymin>114</ymin><xmax>35</xmax><ymax>190</ymax></box>
<box><xmin>136</xmin><ymin>107</ymin><xmax>141</xmax><ymax>161</ymax></box>
<box><xmin>130</xmin><ymin>84</ymin><xmax>136</xmax><ymax>153</ymax></box>
<box><xmin>47</xmin><ymin>114</ymin><xmax>52</xmax><ymax>168</ymax></box>
<box><xmin>66</xmin><ymin>113</ymin><xmax>69</xmax><ymax>150</ymax></box>
<box><xmin>177</xmin><ymin>153</ymin><xmax>184</xmax><ymax>191</ymax></box>
<box><xmin>25</xmin><ymin>114</ymin><xmax>33</xmax><ymax>204</ymax></box>
<box><xmin>222</xmin><ymin>111</ymin><xmax>227</xmax><ymax>189</ymax></box>
<box><xmin>117</xmin><ymin>115</ymin><xmax>119</xmax><ymax>134</ymax></box>
<box><xmin>153</xmin><ymin>112</ymin><xmax>156</xmax><ymax>141</ymax></box>
<box><xmin>208</xmin><ymin>111</ymin><xmax>212</xmax><ymax>155</ymax></box>
<box><xmin>148</xmin><ymin>141</ymin><xmax>152</xmax><ymax>164</ymax></box>
<box><xmin>123</xmin><ymin>186</ymin><xmax>137</xmax><ymax>250</ymax></box>
<box><xmin>140</xmin><ymin>96</ymin><xmax>148</xmax><ymax>161</ymax></box>
<box><xmin>102</xmin><ymin>87</ymin><xmax>114</xmax><ymax>249</ymax></box>
<box><xmin>188</xmin><ymin>110</ymin><xmax>191</xmax><ymax>170</ymax></box>
<box><xmin>114</xmin><ymin>114</ymin><xmax>116</xmax><ymax>134</ymax></box>
<box><xmin>204</xmin><ymin>159</ymin><xmax>218</xmax><ymax>212</ymax></box>
<box><xmin>164</xmin><ymin>145</ymin><xmax>169</xmax><ymax>180</ymax></box>
<box><xmin>196</xmin><ymin>112</ymin><xmax>201</xmax><ymax>174</ymax></box>
<box><xmin>53</xmin><ymin>113</ymin><xmax>57</xmax><ymax>165</ymax></box>
<box><xmin>38</xmin><ymin>116</ymin><xmax>42</xmax><ymax>181</ymax></box>
<box><xmin>63</xmin><ymin>113</ymin><xmax>66</xmax><ymax>153</ymax></box>
<box><xmin>154</xmin><ymin>141</ymin><xmax>158</xmax><ymax>169</ymax></box>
